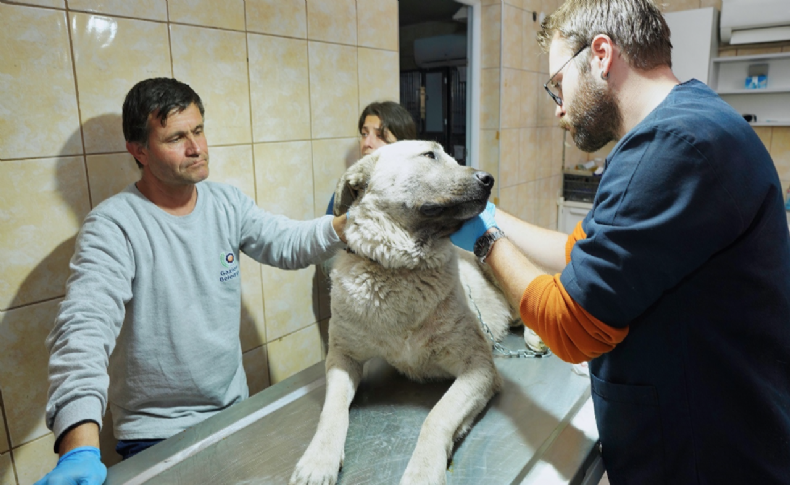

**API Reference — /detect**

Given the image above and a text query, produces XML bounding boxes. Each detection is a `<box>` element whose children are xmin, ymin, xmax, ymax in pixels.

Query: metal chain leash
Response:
<box><xmin>466</xmin><ymin>285</ymin><xmax>551</xmax><ymax>359</ymax></box>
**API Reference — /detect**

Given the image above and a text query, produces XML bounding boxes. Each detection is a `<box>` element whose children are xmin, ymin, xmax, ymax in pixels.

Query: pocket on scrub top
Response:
<box><xmin>591</xmin><ymin>372</ymin><xmax>666</xmax><ymax>483</ymax></box>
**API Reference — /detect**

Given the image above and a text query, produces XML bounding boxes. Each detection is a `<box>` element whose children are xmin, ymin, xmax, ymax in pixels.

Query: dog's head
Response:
<box><xmin>334</xmin><ymin>140</ymin><xmax>494</xmax><ymax>268</ymax></box>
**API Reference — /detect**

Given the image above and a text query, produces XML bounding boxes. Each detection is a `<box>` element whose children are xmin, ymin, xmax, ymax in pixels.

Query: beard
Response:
<box><xmin>560</xmin><ymin>69</ymin><xmax>623</xmax><ymax>153</ymax></box>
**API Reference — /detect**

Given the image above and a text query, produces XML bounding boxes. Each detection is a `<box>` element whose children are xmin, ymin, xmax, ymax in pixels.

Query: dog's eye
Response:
<box><xmin>421</xmin><ymin>151</ymin><xmax>436</xmax><ymax>160</ymax></box>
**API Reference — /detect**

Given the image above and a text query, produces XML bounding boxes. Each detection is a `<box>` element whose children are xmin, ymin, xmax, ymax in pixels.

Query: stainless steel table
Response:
<box><xmin>106</xmin><ymin>332</ymin><xmax>602</xmax><ymax>484</ymax></box>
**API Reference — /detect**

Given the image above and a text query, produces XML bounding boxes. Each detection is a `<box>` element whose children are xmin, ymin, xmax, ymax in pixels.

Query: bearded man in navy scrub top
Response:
<box><xmin>450</xmin><ymin>0</ymin><xmax>790</xmax><ymax>483</ymax></box>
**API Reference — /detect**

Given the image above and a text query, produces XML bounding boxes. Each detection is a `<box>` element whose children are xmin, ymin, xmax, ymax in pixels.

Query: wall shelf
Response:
<box><xmin>710</xmin><ymin>52</ymin><xmax>790</xmax><ymax>127</ymax></box>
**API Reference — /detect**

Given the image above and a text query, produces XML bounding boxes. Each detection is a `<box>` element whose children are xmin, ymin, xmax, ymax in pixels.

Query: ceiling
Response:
<box><xmin>399</xmin><ymin>0</ymin><xmax>465</xmax><ymax>27</ymax></box>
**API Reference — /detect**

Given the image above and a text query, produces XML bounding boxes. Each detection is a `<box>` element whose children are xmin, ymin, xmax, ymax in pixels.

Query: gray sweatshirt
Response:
<box><xmin>45</xmin><ymin>181</ymin><xmax>342</xmax><ymax>442</ymax></box>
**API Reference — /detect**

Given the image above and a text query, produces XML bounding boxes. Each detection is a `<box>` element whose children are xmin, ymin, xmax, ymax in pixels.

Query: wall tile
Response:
<box><xmin>358</xmin><ymin>48</ymin><xmax>400</xmax><ymax>110</ymax></box>
<box><xmin>519</xmin><ymin>127</ymin><xmax>537</xmax><ymax>184</ymax></box>
<box><xmin>171</xmin><ymin>25</ymin><xmax>251</xmax><ymax>146</ymax></box>
<box><xmin>253</xmin><ymin>141</ymin><xmax>315</xmax><ymax>220</ymax></box>
<box><xmin>0</xmin><ymin>4</ymin><xmax>81</xmax><ymax>160</ymax></box>
<box><xmin>168</xmin><ymin>0</ymin><xmax>245</xmax><ymax>30</ymax></box>
<box><xmin>0</xmin><ymin>300</ymin><xmax>60</xmax><ymax>448</ymax></box>
<box><xmin>518</xmin><ymin>180</ymin><xmax>539</xmax><ymax>224</ymax></box>
<box><xmin>261</xmin><ymin>266</ymin><xmax>318</xmax><ymax>342</ymax></box>
<box><xmin>11</xmin><ymin>433</ymin><xmax>57</xmax><ymax>485</ymax></box>
<box><xmin>311</xmin><ymin>138</ymin><xmax>360</xmax><ymax>217</ymax></box>
<box><xmin>306</xmin><ymin>0</ymin><xmax>357</xmax><ymax>45</ymax></box>
<box><xmin>502</xmin><ymin>4</ymin><xmax>523</xmax><ymax>69</ymax></box>
<box><xmin>521</xmin><ymin>71</ymin><xmax>539</xmax><ymax>127</ymax></box>
<box><xmin>243</xmin><ymin>345</ymin><xmax>270</xmax><ymax>395</ymax></box>
<box><xmin>523</xmin><ymin>9</ymin><xmax>542</xmax><ymax>73</ymax></box>
<box><xmin>357</xmin><ymin>0</ymin><xmax>398</xmax><ymax>51</ymax></box>
<box><xmin>536</xmin><ymin>176</ymin><xmax>555</xmax><ymax>229</ymax></box>
<box><xmin>523</xmin><ymin>0</ymin><xmax>541</xmax><ymax>11</ymax></box>
<box><xmin>771</xmin><ymin>127</ymin><xmax>790</xmax><ymax>181</ymax></box>
<box><xmin>203</xmin><ymin>144</ymin><xmax>256</xmax><ymax>199</ymax></box>
<box><xmin>71</xmin><ymin>13</ymin><xmax>171</xmax><ymax>154</ymax></box>
<box><xmin>85</xmin><ymin>152</ymin><xmax>140</xmax><ymax>207</ymax></box>
<box><xmin>248</xmin><ymin>34</ymin><xmax>311</xmax><ymax>143</ymax></box>
<box><xmin>538</xmin><ymin>88</ymin><xmax>557</xmax><ymax>126</ymax></box>
<box><xmin>308</xmin><ymin>42</ymin><xmax>359</xmax><ymax>139</ymax></box>
<box><xmin>536</xmin><ymin>127</ymin><xmax>553</xmax><ymax>179</ymax></box>
<box><xmin>8</xmin><ymin>0</ymin><xmax>63</xmax><ymax>7</ymax></box>
<box><xmin>479</xmin><ymin>130</ymin><xmax>500</xmax><ymax>184</ymax></box>
<box><xmin>499</xmin><ymin>128</ymin><xmax>519</xmax><ymax>188</ymax></box>
<box><xmin>0</xmin><ymin>402</ymin><xmax>8</xmax><ymax>453</ymax></box>
<box><xmin>480</xmin><ymin>69</ymin><xmax>501</xmax><ymax>130</ymax></box>
<box><xmin>481</xmin><ymin>4</ymin><xmax>501</xmax><ymax>69</ymax></box>
<box><xmin>0</xmin><ymin>452</ymin><xmax>12</xmax><ymax>485</ymax></box>
<box><xmin>499</xmin><ymin>184</ymin><xmax>520</xmax><ymax>217</ymax></box>
<box><xmin>246</xmin><ymin>0</ymin><xmax>307</xmax><ymax>38</ymax></box>
<box><xmin>267</xmin><ymin>323</ymin><xmax>323</xmax><ymax>384</ymax></box>
<box><xmin>0</xmin><ymin>157</ymin><xmax>91</xmax><ymax>310</ymax></box>
<box><xmin>67</xmin><ymin>0</ymin><xmax>167</xmax><ymax>21</ymax></box>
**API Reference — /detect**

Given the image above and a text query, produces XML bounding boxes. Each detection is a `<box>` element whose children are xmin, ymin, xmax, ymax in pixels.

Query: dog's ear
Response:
<box><xmin>333</xmin><ymin>152</ymin><xmax>378</xmax><ymax>216</ymax></box>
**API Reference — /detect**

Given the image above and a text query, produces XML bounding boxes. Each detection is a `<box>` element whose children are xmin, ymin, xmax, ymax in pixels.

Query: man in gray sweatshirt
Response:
<box><xmin>36</xmin><ymin>77</ymin><xmax>348</xmax><ymax>484</ymax></box>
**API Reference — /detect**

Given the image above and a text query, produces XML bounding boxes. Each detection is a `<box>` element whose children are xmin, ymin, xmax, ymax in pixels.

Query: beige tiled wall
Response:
<box><xmin>0</xmin><ymin>0</ymin><xmax>399</xmax><ymax>481</ymax></box>
<box><xmin>483</xmin><ymin>0</ymin><xmax>564</xmax><ymax>230</ymax></box>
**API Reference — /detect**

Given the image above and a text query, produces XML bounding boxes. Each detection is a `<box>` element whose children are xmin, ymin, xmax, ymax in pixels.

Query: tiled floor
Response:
<box><xmin>599</xmin><ymin>471</ymin><xmax>610</xmax><ymax>484</ymax></box>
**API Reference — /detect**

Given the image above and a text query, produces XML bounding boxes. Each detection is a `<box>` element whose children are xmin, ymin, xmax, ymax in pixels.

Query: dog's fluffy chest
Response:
<box><xmin>329</xmin><ymin>252</ymin><xmax>473</xmax><ymax>378</ymax></box>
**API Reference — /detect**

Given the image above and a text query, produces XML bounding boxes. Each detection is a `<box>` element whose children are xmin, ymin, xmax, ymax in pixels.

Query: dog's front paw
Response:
<box><xmin>399</xmin><ymin>453</ymin><xmax>446</xmax><ymax>485</ymax></box>
<box><xmin>288</xmin><ymin>448</ymin><xmax>343</xmax><ymax>485</ymax></box>
<box><xmin>524</xmin><ymin>327</ymin><xmax>549</xmax><ymax>354</ymax></box>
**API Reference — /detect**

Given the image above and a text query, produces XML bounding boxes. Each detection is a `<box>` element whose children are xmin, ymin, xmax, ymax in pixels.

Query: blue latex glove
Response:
<box><xmin>450</xmin><ymin>202</ymin><xmax>498</xmax><ymax>252</ymax></box>
<box><xmin>35</xmin><ymin>446</ymin><xmax>107</xmax><ymax>485</ymax></box>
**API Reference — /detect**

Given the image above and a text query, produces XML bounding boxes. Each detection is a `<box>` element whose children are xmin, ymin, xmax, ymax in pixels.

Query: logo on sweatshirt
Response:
<box><xmin>220</xmin><ymin>251</ymin><xmax>239</xmax><ymax>283</ymax></box>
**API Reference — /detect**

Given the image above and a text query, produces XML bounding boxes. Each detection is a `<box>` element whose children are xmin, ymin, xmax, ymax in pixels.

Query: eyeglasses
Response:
<box><xmin>544</xmin><ymin>44</ymin><xmax>589</xmax><ymax>106</ymax></box>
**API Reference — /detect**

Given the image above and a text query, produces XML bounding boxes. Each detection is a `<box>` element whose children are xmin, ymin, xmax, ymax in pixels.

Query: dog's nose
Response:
<box><xmin>474</xmin><ymin>171</ymin><xmax>494</xmax><ymax>188</ymax></box>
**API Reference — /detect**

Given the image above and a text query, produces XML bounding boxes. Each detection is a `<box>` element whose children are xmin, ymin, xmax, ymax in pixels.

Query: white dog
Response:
<box><xmin>290</xmin><ymin>141</ymin><xmax>543</xmax><ymax>485</ymax></box>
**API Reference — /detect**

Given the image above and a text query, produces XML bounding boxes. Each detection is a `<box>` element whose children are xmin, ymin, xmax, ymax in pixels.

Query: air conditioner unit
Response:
<box><xmin>414</xmin><ymin>34</ymin><xmax>467</xmax><ymax>68</ymax></box>
<box><xmin>720</xmin><ymin>0</ymin><xmax>790</xmax><ymax>45</ymax></box>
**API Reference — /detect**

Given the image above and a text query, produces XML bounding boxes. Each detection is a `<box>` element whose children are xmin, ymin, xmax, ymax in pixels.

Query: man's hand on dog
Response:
<box><xmin>451</xmin><ymin>201</ymin><xmax>498</xmax><ymax>251</ymax></box>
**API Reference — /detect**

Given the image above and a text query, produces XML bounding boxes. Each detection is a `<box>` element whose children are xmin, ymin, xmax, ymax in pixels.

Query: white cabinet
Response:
<box><xmin>709</xmin><ymin>52</ymin><xmax>790</xmax><ymax>126</ymax></box>
<box><xmin>664</xmin><ymin>7</ymin><xmax>719</xmax><ymax>85</ymax></box>
<box><xmin>557</xmin><ymin>198</ymin><xmax>592</xmax><ymax>235</ymax></box>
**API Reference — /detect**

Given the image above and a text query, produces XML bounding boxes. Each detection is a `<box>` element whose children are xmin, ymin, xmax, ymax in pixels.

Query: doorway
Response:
<box><xmin>399</xmin><ymin>0</ymin><xmax>474</xmax><ymax>166</ymax></box>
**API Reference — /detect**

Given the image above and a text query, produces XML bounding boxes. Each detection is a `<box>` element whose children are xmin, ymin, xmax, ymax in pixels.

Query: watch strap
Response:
<box><xmin>474</xmin><ymin>228</ymin><xmax>506</xmax><ymax>263</ymax></box>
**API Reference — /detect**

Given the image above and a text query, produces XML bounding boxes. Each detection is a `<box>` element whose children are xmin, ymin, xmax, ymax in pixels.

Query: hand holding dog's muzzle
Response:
<box><xmin>450</xmin><ymin>202</ymin><xmax>498</xmax><ymax>252</ymax></box>
<box><xmin>35</xmin><ymin>446</ymin><xmax>107</xmax><ymax>485</ymax></box>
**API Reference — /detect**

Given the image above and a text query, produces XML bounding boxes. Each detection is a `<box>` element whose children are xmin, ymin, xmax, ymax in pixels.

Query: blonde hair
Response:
<box><xmin>537</xmin><ymin>0</ymin><xmax>672</xmax><ymax>71</ymax></box>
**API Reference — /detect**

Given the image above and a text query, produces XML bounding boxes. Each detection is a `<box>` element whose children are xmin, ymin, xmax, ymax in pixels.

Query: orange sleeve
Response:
<box><xmin>565</xmin><ymin>221</ymin><xmax>587</xmax><ymax>264</ymax></box>
<box><xmin>519</xmin><ymin>221</ymin><xmax>628</xmax><ymax>363</ymax></box>
<box><xmin>519</xmin><ymin>275</ymin><xmax>628</xmax><ymax>363</ymax></box>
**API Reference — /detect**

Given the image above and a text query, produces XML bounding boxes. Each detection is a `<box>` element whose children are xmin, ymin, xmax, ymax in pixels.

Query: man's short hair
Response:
<box><xmin>122</xmin><ymin>77</ymin><xmax>204</xmax><ymax>167</ymax></box>
<box><xmin>358</xmin><ymin>101</ymin><xmax>417</xmax><ymax>142</ymax></box>
<box><xmin>537</xmin><ymin>0</ymin><xmax>672</xmax><ymax>71</ymax></box>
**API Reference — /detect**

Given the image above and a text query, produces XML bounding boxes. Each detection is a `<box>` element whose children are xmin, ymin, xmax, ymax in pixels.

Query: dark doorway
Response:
<box><xmin>399</xmin><ymin>0</ymin><xmax>469</xmax><ymax>165</ymax></box>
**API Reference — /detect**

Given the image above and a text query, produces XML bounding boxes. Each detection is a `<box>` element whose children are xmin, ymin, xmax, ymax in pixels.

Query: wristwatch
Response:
<box><xmin>473</xmin><ymin>228</ymin><xmax>506</xmax><ymax>263</ymax></box>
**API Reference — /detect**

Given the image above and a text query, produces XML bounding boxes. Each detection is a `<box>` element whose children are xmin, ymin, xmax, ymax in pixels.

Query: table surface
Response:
<box><xmin>106</xmin><ymin>331</ymin><xmax>599</xmax><ymax>485</ymax></box>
